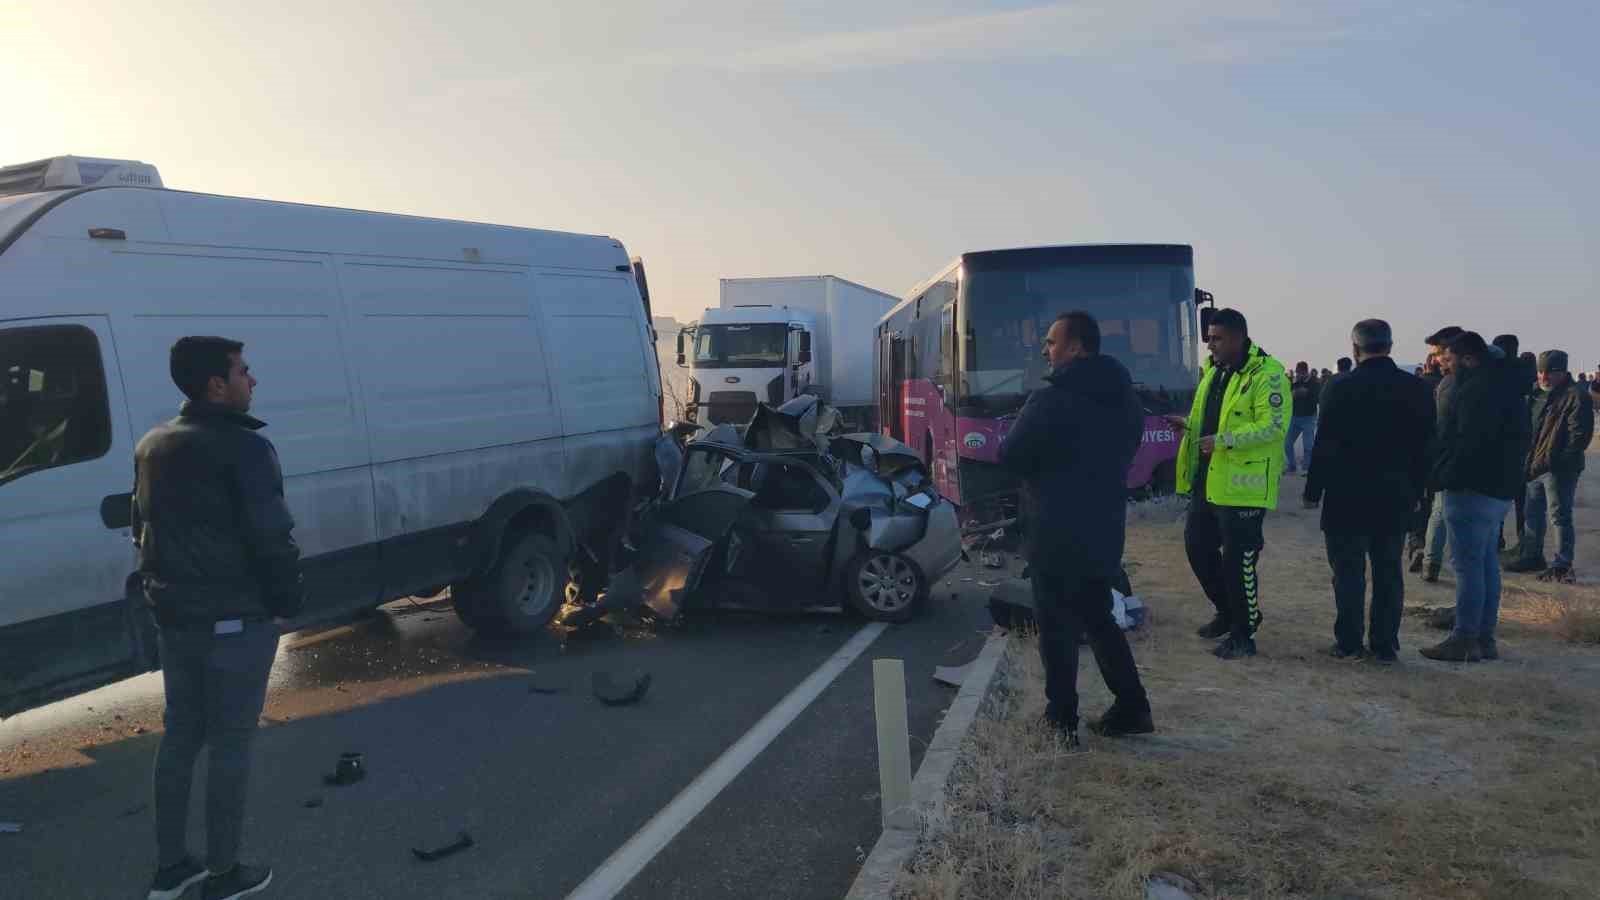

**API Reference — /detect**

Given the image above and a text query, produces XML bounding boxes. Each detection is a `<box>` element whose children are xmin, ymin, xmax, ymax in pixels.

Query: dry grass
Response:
<box><xmin>899</xmin><ymin>453</ymin><xmax>1600</xmax><ymax>900</ymax></box>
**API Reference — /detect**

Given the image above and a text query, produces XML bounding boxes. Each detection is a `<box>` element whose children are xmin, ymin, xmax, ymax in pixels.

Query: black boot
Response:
<box><xmin>1419</xmin><ymin>632</ymin><xmax>1482</xmax><ymax>663</ymax></box>
<box><xmin>1479</xmin><ymin>635</ymin><xmax>1500</xmax><ymax>661</ymax></box>
<box><xmin>1504</xmin><ymin>555</ymin><xmax>1547</xmax><ymax>574</ymax></box>
<box><xmin>1196</xmin><ymin>614</ymin><xmax>1230</xmax><ymax>639</ymax></box>
<box><xmin>1213</xmin><ymin>633</ymin><xmax>1257</xmax><ymax>660</ymax></box>
<box><xmin>1087</xmin><ymin>704</ymin><xmax>1155</xmax><ymax>737</ymax></box>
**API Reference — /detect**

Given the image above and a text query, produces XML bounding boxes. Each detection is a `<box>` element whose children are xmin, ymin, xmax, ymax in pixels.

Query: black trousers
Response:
<box><xmin>1324</xmin><ymin>532</ymin><xmax>1406</xmax><ymax>655</ymax></box>
<box><xmin>1184</xmin><ymin>500</ymin><xmax>1266</xmax><ymax>639</ymax></box>
<box><xmin>1031</xmin><ymin>572</ymin><xmax>1149</xmax><ymax>729</ymax></box>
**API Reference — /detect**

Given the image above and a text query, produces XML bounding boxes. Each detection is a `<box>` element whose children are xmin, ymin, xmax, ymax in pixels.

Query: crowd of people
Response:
<box><xmin>1002</xmin><ymin>305</ymin><xmax>1595</xmax><ymax>749</ymax></box>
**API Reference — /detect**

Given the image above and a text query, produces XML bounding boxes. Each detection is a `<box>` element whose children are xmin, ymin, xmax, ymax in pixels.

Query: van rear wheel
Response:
<box><xmin>453</xmin><ymin>532</ymin><xmax>569</xmax><ymax>635</ymax></box>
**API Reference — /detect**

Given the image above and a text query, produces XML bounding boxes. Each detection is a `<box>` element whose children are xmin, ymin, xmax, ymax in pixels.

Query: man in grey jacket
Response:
<box><xmin>135</xmin><ymin>337</ymin><xmax>302</xmax><ymax>900</ymax></box>
<box><xmin>1506</xmin><ymin>350</ymin><xmax>1595</xmax><ymax>583</ymax></box>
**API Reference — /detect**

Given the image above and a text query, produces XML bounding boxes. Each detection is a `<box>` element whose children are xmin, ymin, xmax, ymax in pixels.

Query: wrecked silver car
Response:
<box><xmin>589</xmin><ymin>397</ymin><xmax>962</xmax><ymax>624</ymax></box>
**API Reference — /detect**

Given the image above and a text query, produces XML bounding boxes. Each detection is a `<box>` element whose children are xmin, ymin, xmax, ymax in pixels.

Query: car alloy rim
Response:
<box><xmin>859</xmin><ymin>554</ymin><xmax>916</xmax><ymax>613</ymax></box>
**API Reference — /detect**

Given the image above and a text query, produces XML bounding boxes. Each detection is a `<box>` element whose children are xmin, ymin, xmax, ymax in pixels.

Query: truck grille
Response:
<box><xmin>706</xmin><ymin>391</ymin><xmax>758</xmax><ymax>425</ymax></box>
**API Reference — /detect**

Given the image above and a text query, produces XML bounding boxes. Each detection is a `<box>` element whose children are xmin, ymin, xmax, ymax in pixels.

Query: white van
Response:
<box><xmin>0</xmin><ymin>157</ymin><xmax>662</xmax><ymax>717</ymax></box>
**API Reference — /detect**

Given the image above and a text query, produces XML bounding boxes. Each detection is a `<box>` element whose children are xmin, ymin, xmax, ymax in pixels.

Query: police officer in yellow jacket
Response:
<box><xmin>1168</xmin><ymin>309</ymin><xmax>1288</xmax><ymax>659</ymax></box>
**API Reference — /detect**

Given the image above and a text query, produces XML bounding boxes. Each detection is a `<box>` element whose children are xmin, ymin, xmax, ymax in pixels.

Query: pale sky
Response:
<box><xmin>8</xmin><ymin>1</ymin><xmax>1596</xmax><ymax>370</ymax></box>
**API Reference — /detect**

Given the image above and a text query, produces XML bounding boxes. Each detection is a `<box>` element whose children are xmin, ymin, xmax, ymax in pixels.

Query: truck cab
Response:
<box><xmin>676</xmin><ymin>305</ymin><xmax>818</xmax><ymax>425</ymax></box>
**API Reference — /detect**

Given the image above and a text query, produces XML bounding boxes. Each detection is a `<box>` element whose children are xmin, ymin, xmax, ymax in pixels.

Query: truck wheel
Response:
<box><xmin>453</xmin><ymin>532</ymin><xmax>569</xmax><ymax>635</ymax></box>
<box><xmin>844</xmin><ymin>551</ymin><xmax>924</xmax><ymax>623</ymax></box>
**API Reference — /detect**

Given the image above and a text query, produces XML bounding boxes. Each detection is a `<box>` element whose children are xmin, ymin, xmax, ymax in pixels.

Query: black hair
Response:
<box><xmin>1210</xmin><ymin>308</ymin><xmax>1247</xmax><ymax>336</ymax></box>
<box><xmin>1351</xmin><ymin>319</ymin><xmax>1393</xmax><ymax>354</ymax></box>
<box><xmin>1054</xmin><ymin>310</ymin><xmax>1101</xmax><ymax>354</ymax></box>
<box><xmin>1336</xmin><ymin>357</ymin><xmax>1353</xmax><ymax>372</ymax></box>
<box><xmin>1492</xmin><ymin>334</ymin><xmax>1519</xmax><ymax>357</ymax></box>
<box><xmin>170</xmin><ymin>336</ymin><xmax>244</xmax><ymax>402</ymax></box>
<box><xmin>1447</xmin><ymin>331</ymin><xmax>1490</xmax><ymax>361</ymax></box>
<box><xmin>1425</xmin><ymin>326</ymin><xmax>1465</xmax><ymax>348</ymax></box>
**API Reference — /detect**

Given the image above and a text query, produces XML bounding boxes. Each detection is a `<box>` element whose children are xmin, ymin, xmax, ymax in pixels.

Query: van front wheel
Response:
<box><xmin>453</xmin><ymin>532</ymin><xmax>569</xmax><ymax>635</ymax></box>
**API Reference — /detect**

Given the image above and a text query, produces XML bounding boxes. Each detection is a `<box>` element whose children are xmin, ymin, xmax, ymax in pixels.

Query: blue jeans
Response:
<box><xmin>1284</xmin><ymin>416</ymin><xmax>1317</xmax><ymax>472</ymax></box>
<box><xmin>1443</xmin><ymin>491</ymin><xmax>1511</xmax><ymax>638</ymax></box>
<box><xmin>1423</xmin><ymin>492</ymin><xmax>1449</xmax><ymax>567</ymax></box>
<box><xmin>1524</xmin><ymin>470</ymin><xmax>1579</xmax><ymax>568</ymax></box>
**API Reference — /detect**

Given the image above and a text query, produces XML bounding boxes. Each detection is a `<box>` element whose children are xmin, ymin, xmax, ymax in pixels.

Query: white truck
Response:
<box><xmin>0</xmin><ymin>155</ymin><xmax>662</xmax><ymax>717</ymax></box>
<box><xmin>675</xmin><ymin>275</ymin><xmax>896</xmax><ymax>430</ymax></box>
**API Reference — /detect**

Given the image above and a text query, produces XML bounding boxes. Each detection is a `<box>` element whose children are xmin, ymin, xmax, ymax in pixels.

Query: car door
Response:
<box><xmin>0</xmin><ymin>317</ymin><xmax>150</xmax><ymax>718</ymax></box>
<box><xmin>740</xmin><ymin>459</ymin><xmax>839</xmax><ymax>604</ymax></box>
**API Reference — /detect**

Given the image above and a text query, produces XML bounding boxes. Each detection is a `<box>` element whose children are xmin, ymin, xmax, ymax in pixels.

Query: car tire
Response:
<box><xmin>844</xmin><ymin>551</ymin><xmax>925</xmax><ymax>623</ymax></box>
<box><xmin>452</xmin><ymin>532</ymin><xmax>569</xmax><ymax>635</ymax></box>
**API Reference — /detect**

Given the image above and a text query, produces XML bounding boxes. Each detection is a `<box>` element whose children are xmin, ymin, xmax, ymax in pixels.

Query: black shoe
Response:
<box><xmin>1408</xmin><ymin>552</ymin><xmax>1424</xmax><ymax>574</ymax></box>
<box><xmin>1369</xmin><ymin>647</ymin><xmax>1399</xmax><ymax>665</ymax></box>
<box><xmin>1479</xmin><ymin>636</ymin><xmax>1500</xmax><ymax>661</ymax></box>
<box><xmin>1419</xmin><ymin>633</ymin><xmax>1482</xmax><ymax>663</ymax></box>
<box><xmin>1421</xmin><ymin>564</ymin><xmax>1441</xmax><ymax>583</ymax></box>
<box><xmin>1327</xmin><ymin>643</ymin><xmax>1367</xmax><ymax>660</ymax></box>
<box><xmin>1537</xmin><ymin>566</ymin><xmax>1576</xmax><ymax>584</ymax></box>
<box><xmin>1213</xmin><ymin>634</ymin><xmax>1257</xmax><ymax>660</ymax></box>
<box><xmin>1087</xmin><ymin>705</ymin><xmax>1155</xmax><ymax>737</ymax></box>
<box><xmin>1196</xmin><ymin>615</ymin><xmax>1231</xmax><ymax>639</ymax></box>
<box><xmin>204</xmin><ymin>864</ymin><xmax>272</xmax><ymax>900</ymax></box>
<box><xmin>1061</xmin><ymin>729</ymin><xmax>1083</xmax><ymax>751</ymax></box>
<box><xmin>148</xmin><ymin>857</ymin><xmax>207</xmax><ymax>900</ymax></box>
<box><xmin>1504</xmin><ymin>556</ymin><xmax>1547</xmax><ymax>574</ymax></box>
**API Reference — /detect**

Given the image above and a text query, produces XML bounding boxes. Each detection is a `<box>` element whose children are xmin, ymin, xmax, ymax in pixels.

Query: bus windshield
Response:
<box><xmin>693</xmin><ymin>324</ymin><xmax>789</xmax><ymax>368</ymax></box>
<box><xmin>959</xmin><ymin>249</ymin><xmax>1196</xmax><ymax>413</ymax></box>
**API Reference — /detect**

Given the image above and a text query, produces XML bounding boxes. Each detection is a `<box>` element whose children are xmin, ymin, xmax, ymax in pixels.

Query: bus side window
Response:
<box><xmin>0</xmin><ymin>325</ymin><xmax>112</xmax><ymax>486</ymax></box>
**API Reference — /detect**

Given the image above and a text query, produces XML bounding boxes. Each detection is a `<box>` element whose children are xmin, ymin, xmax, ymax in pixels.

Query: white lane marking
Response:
<box><xmin>564</xmin><ymin>621</ymin><xmax>891</xmax><ymax>900</ymax></box>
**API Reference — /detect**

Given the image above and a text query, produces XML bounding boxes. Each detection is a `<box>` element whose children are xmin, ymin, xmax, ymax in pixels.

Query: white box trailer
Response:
<box><xmin>0</xmin><ymin>157</ymin><xmax>662</xmax><ymax>717</ymax></box>
<box><xmin>716</xmin><ymin>275</ymin><xmax>896</xmax><ymax>421</ymax></box>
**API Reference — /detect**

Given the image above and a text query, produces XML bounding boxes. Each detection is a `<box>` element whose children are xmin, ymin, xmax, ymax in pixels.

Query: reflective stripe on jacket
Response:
<box><xmin>1175</xmin><ymin>343</ymin><xmax>1289</xmax><ymax>509</ymax></box>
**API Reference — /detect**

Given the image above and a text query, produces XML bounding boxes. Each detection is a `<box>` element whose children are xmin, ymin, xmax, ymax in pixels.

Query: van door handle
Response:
<box><xmin>101</xmin><ymin>493</ymin><xmax>133</xmax><ymax>530</ymax></box>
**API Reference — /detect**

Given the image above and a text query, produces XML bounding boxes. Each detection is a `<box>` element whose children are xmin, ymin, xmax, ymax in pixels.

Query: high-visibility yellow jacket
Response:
<box><xmin>1175</xmin><ymin>343</ymin><xmax>1289</xmax><ymax>509</ymax></box>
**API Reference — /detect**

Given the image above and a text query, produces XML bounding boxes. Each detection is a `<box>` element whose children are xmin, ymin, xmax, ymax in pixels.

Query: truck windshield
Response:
<box><xmin>959</xmin><ymin>250</ymin><xmax>1196</xmax><ymax>414</ymax></box>
<box><xmin>693</xmin><ymin>324</ymin><xmax>789</xmax><ymax>368</ymax></box>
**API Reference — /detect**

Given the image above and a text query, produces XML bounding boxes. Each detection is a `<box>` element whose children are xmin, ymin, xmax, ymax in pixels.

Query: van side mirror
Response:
<box><xmin>798</xmin><ymin>331</ymin><xmax>813</xmax><ymax>365</ymax></box>
<box><xmin>676</xmin><ymin>330</ymin><xmax>687</xmax><ymax>367</ymax></box>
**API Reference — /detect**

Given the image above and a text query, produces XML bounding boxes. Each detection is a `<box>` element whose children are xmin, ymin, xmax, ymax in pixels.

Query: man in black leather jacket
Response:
<box><xmin>134</xmin><ymin>336</ymin><xmax>300</xmax><ymax>900</ymax></box>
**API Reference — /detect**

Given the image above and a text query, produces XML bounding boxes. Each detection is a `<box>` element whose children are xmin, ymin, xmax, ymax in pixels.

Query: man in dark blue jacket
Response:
<box><xmin>1304</xmin><ymin>320</ymin><xmax>1434</xmax><ymax>662</ymax></box>
<box><xmin>1000</xmin><ymin>311</ymin><xmax>1152</xmax><ymax>746</ymax></box>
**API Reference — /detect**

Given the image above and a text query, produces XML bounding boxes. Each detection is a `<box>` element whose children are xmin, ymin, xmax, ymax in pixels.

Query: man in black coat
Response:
<box><xmin>134</xmin><ymin>337</ymin><xmax>301</xmax><ymax>900</ymax></box>
<box><xmin>1420</xmin><ymin>332</ymin><xmax>1531</xmax><ymax>663</ymax></box>
<box><xmin>1304</xmin><ymin>320</ymin><xmax>1435</xmax><ymax>663</ymax></box>
<box><xmin>1000</xmin><ymin>311</ymin><xmax>1152</xmax><ymax>746</ymax></box>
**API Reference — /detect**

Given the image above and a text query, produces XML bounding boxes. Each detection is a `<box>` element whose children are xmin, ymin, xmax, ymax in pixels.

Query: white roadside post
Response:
<box><xmin>872</xmin><ymin>658</ymin><xmax>914</xmax><ymax>829</ymax></box>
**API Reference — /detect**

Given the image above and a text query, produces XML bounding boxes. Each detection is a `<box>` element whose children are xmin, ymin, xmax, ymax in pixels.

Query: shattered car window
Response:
<box><xmin>678</xmin><ymin>445</ymin><xmax>738</xmax><ymax>498</ymax></box>
<box><xmin>750</xmin><ymin>462</ymin><xmax>831</xmax><ymax>513</ymax></box>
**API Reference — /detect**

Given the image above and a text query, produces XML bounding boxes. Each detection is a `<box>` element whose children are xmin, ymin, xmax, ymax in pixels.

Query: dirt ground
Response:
<box><xmin>900</xmin><ymin>451</ymin><xmax>1600</xmax><ymax>900</ymax></box>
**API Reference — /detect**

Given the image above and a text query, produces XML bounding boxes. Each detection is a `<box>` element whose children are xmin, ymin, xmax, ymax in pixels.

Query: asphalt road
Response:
<box><xmin>0</xmin><ymin>565</ymin><xmax>998</xmax><ymax>899</ymax></box>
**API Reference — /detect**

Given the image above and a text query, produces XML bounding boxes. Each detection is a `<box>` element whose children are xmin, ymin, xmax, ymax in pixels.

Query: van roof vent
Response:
<box><xmin>0</xmin><ymin>155</ymin><xmax>163</xmax><ymax>197</ymax></box>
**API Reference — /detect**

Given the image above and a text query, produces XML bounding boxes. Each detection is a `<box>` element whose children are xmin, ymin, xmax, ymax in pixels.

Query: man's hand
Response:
<box><xmin>1165</xmin><ymin>414</ymin><xmax>1188</xmax><ymax>431</ymax></box>
<box><xmin>1198</xmin><ymin>435</ymin><xmax>1216</xmax><ymax>456</ymax></box>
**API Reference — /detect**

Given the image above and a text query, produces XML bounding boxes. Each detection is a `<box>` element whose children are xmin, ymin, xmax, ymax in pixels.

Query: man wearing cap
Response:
<box><xmin>1506</xmin><ymin>350</ymin><xmax>1594</xmax><ymax>583</ymax></box>
<box><xmin>1410</xmin><ymin>326</ymin><xmax>1465</xmax><ymax>581</ymax></box>
<box><xmin>1304</xmin><ymin>320</ymin><xmax>1433</xmax><ymax>662</ymax></box>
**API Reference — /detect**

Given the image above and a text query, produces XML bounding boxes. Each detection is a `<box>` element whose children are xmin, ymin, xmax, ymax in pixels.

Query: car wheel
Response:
<box><xmin>845</xmin><ymin>551</ymin><xmax>925</xmax><ymax>623</ymax></box>
<box><xmin>453</xmin><ymin>532</ymin><xmax>568</xmax><ymax>635</ymax></box>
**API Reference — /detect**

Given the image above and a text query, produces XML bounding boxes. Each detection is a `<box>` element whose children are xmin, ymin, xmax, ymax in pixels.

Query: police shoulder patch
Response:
<box><xmin>1269</xmin><ymin>392</ymin><xmax>1284</xmax><ymax>408</ymax></box>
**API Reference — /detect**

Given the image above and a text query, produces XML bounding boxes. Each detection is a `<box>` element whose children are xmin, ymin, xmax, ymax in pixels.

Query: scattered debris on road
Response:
<box><xmin>303</xmin><ymin>796</ymin><xmax>324</xmax><ymax>809</ymax></box>
<box><xmin>412</xmin><ymin>831</ymin><xmax>474</xmax><ymax>862</ymax></box>
<box><xmin>0</xmin><ymin>822</ymin><xmax>21</xmax><ymax>834</ymax></box>
<box><xmin>593</xmin><ymin>672</ymin><xmax>652</xmax><ymax>706</ymax></box>
<box><xmin>322</xmin><ymin>752</ymin><xmax>366</xmax><ymax>787</ymax></box>
<box><xmin>527</xmin><ymin>682</ymin><xmax>565</xmax><ymax>695</ymax></box>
